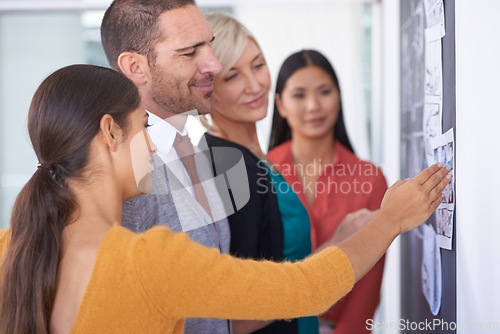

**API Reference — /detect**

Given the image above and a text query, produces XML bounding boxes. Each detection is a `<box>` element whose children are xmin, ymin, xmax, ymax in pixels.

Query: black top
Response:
<box><xmin>203</xmin><ymin>133</ymin><xmax>298</xmax><ymax>334</ymax></box>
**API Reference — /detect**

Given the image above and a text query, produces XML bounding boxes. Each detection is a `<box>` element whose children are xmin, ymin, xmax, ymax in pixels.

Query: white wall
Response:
<box><xmin>374</xmin><ymin>0</ymin><xmax>401</xmax><ymax>332</ymax></box>
<box><xmin>456</xmin><ymin>0</ymin><xmax>500</xmax><ymax>332</ymax></box>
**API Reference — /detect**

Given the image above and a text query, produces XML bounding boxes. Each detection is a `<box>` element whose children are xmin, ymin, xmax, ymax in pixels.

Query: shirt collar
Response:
<box><xmin>146</xmin><ymin>111</ymin><xmax>188</xmax><ymax>157</ymax></box>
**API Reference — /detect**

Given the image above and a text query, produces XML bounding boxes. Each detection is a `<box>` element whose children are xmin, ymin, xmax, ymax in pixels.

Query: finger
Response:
<box><xmin>429</xmin><ymin>193</ymin><xmax>445</xmax><ymax>213</ymax></box>
<box><xmin>358</xmin><ymin>208</ymin><xmax>370</xmax><ymax>214</ymax></box>
<box><xmin>346</xmin><ymin>208</ymin><xmax>369</xmax><ymax>220</ymax></box>
<box><xmin>424</xmin><ymin>166</ymin><xmax>452</xmax><ymax>194</ymax></box>
<box><xmin>429</xmin><ymin>172</ymin><xmax>452</xmax><ymax>201</ymax></box>
<box><xmin>413</xmin><ymin>163</ymin><xmax>443</xmax><ymax>185</ymax></box>
<box><xmin>354</xmin><ymin>208</ymin><xmax>371</xmax><ymax>218</ymax></box>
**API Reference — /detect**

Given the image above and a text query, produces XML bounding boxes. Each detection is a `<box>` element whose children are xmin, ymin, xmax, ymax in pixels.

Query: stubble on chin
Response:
<box><xmin>188</xmin><ymin>74</ymin><xmax>215</xmax><ymax>115</ymax></box>
<box><xmin>196</xmin><ymin>94</ymin><xmax>214</xmax><ymax>115</ymax></box>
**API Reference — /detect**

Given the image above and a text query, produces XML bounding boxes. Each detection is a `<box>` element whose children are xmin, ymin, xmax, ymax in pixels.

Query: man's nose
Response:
<box><xmin>200</xmin><ymin>47</ymin><xmax>222</xmax><ymax>76</ymax></box>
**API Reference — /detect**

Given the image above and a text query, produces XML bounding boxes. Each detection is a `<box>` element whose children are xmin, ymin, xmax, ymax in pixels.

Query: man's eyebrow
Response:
<box><xmin>175</xmin><ymin>36</ymin><xmax>216</xmax><ymax>53</ymax></box>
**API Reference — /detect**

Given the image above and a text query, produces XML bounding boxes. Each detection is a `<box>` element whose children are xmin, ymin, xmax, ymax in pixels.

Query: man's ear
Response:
<box><xmin>117</xmin><ymin>51</ymin><xmax>149</xmax><ymax>87</ymax></box>
<box><xmin>99</xmin><ymin>114</ymin><xmax>124</xmax><ymax>152</ymax></box>
<box><xmin>275</xmin><ymin>93</ymin><xmax>287</xmax><ymax>118</ymax></box>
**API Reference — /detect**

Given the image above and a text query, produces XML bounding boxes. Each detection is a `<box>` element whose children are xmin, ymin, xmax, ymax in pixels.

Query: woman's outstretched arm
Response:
<box><xmin>337</xmin><ymin>163</ymin><xmax>452</xmax><ymax>282</ymax></box>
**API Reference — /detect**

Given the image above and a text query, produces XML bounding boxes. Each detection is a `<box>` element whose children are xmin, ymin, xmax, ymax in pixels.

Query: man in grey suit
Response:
<box><xmin>101</xmin><ymin>1</ymin><xmax>236</xmax><ymax>332</ymax></box>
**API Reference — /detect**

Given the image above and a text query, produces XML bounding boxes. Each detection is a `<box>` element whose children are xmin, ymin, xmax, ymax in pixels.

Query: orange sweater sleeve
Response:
<box><xmin>133</xmin><ymin>226</ymin><xmax>355</xmax><ymax>320</ymax></box>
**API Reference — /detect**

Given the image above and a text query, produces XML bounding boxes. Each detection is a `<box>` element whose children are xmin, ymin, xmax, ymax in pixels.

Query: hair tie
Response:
<box><xmin>37</xmin><ymin>162</ymin><xmax>52</xmax><ymax>170</ymax></box>
<box><xmin>37</xmin><ymin>162</ymin><xmax>63</xmax><ymax>188</ymax></box>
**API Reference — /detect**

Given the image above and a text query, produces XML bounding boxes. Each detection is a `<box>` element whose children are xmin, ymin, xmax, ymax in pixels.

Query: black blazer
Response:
<box><xmin>204</xmin><ymin>133</ymin><xmax>298</xmax><ymax>334</ymax></box>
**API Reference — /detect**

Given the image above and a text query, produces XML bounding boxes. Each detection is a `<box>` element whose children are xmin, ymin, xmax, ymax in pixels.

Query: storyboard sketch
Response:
<box><xmin>429</xmin><ymin>128</ymin><xmax>455</xmax><ymax>250</ymax></box>
<box><xmin>423</xmin><ymin>23</ymin><xmax>444</xmax><ymax>166</ymax></box>
<box><xmin>423</xmin><ymin>0</ymin><xmax>446</xmax><ymax>36</ymax></box>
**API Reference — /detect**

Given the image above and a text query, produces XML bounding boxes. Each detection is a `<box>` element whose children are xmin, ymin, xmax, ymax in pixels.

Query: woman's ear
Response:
<box><xmin>118</xmin><ymin>51</ymin><xmax>149</xmax><ymax>87</ymax></box>
<box><xmin>99</xmin><ymin>114</ymin><xmax>124</xmax><ymax>152</ymax></box>
<box><xmin>275</xmin><ymin>93</ymin><xmax>287</xmax><ymax>118</ymax></box>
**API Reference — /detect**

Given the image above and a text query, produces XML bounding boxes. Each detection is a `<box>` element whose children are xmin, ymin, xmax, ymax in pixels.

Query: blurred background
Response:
<box><xmin>0</xmin><ymin>0</ymin><xmax>389</xmax><ymax>224</ymax></box>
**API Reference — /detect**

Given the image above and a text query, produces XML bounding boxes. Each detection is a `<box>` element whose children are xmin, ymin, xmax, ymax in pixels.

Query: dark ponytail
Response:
<box><xmin>268</xmin><ymin>49</ymin><xmax>354</xmax><ymax>154</ymax></box>
<box><xmin>0</xmin><ymin>64</ymin><xmax>141</xmax><ymax>333</ymax></box>
<box><xmin>0</xmin><ymin>168</ymin><xmax>75</xmax><ymax>333</ymax></box>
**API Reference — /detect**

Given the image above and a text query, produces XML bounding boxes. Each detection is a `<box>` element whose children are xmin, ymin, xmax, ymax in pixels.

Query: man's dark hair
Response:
<box><xmin>101</xmin><ymin>0</ymin><xmax>196</xmax><ymax>70</ymax></box>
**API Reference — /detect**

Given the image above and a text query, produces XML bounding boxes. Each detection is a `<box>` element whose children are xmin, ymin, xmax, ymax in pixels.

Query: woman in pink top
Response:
<box><xmin>268</xmin><ymin>49</ymin><xmax>387</xmax><ymax>333</ymax></box>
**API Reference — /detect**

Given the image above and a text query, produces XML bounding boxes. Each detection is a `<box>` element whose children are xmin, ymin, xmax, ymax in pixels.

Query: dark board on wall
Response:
<box><xmin>400</xmin><ymin>0</ymin><xmax>456</xmax><ymax>333</ymax></box>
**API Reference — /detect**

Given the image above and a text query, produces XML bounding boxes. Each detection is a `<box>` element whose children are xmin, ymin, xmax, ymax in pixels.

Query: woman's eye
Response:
<box><xmin>292</xmin><ymin>94</ymin><xmax>305</xmax><ymax>99</ymax></box>
<box><xmin>320</xmin><ymin>89</ymin><xmax>332</xmax><ymax>95</ymax></box>
<box><xmin>224</xmin><ymin>73</ymin><xmax>237</xmax><ymax>82</ymax></box>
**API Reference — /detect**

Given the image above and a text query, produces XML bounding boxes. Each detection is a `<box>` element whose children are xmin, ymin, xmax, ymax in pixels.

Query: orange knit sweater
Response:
<box><xmin>0</xmin><ymin>225</ymin><xmax>354</xmax><ymax>333</ymax></box>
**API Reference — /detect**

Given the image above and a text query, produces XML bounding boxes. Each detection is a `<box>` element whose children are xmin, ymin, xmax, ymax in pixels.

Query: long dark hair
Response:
<box><xmin>0</xmin><ymin>64</ymin><xmax>141</xmax><ymax>334</ymax></box>
<box><xmin>268</xmin><ymin>49</ymin><xmax>354</xmax><ymax>153</ymax></box>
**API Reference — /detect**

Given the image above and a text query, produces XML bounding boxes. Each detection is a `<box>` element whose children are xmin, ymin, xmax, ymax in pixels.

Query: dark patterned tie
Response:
<box><xmin>173</xmin><ymin>133</ymin><xmax>213</xmax><ymax>220</ymax></box>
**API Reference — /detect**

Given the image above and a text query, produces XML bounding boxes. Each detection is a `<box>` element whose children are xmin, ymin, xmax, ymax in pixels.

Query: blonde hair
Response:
<box><xmin>205</xmin><ymin>12</ymin><xmax>260</xmax><ymax>76</ymax></box>
<box><xmin>201</xmin><ymin>12</ymin><xmax>261</xmax><ymax>129</ymax></box>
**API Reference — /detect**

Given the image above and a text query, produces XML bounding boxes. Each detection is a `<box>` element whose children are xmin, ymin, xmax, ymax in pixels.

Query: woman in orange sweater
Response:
<box><xmin>268</xmin><ymin>49</ymin><xmax>386</xmax><ymax>333</ymax></box>
<box><xmin>0</xmin><ymin>64</ymin><xmax>451</xmax><ymax>334</ymax></box>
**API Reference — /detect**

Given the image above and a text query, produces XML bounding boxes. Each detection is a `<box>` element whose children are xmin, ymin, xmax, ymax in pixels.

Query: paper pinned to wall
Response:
<box><xmin>423</xmin><ymin>0</ymin><xmax>446</xmax><ymax>37</ymax></box>
<box><xmin>419</xmin><ymin>223</ymin><xmax>442</xmax><ymax>316</ymax></box>
<box><xmin>423</xmin><ymin>23</ymin><xmax>444</xmax><ymax>166</ymax></box>
<box><xmin>429</xmin><ymin>128</ymin><xmax>455</xmax><ymax>250</ymax></box>
<box><xmin>423</xmin><ymin>103</ymin><xmax>442</xmax><ymax>165</ymax></box>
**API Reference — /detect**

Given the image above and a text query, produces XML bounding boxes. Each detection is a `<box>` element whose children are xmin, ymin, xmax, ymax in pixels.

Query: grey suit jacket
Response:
<box><xmin>122</xmin><ymin>150</ymin><xmax>232</xmax><ymax>334</ymax></box>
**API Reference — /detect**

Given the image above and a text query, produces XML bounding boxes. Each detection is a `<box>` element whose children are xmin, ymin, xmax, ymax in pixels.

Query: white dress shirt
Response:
<box><xmin>146</xmin><ymin>111</ymin><xmax>195</xmax><ymax>198</ymax></box>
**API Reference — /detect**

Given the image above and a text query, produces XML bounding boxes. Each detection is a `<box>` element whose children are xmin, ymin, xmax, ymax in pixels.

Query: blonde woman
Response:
<box><xmin>202</xmin><ymin>12</ymin><xmax>318</xmax><ymax>333</ymax></box>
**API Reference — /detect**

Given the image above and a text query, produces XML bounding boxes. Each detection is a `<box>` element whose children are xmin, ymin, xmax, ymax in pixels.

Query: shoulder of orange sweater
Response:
<box><xmin>0</xmin><ymin>228</ymin><xmax>9</xmax><ymax>238</ymax></box>
<box><xmin>101</xmin><ymin>224</ymin><xmax>179</xmax><ymax>257</ymax></box>
<box><xmin>0</xmin><ymin>228</ymin><xmax>11</xmax><ymax>257</ymax></box>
